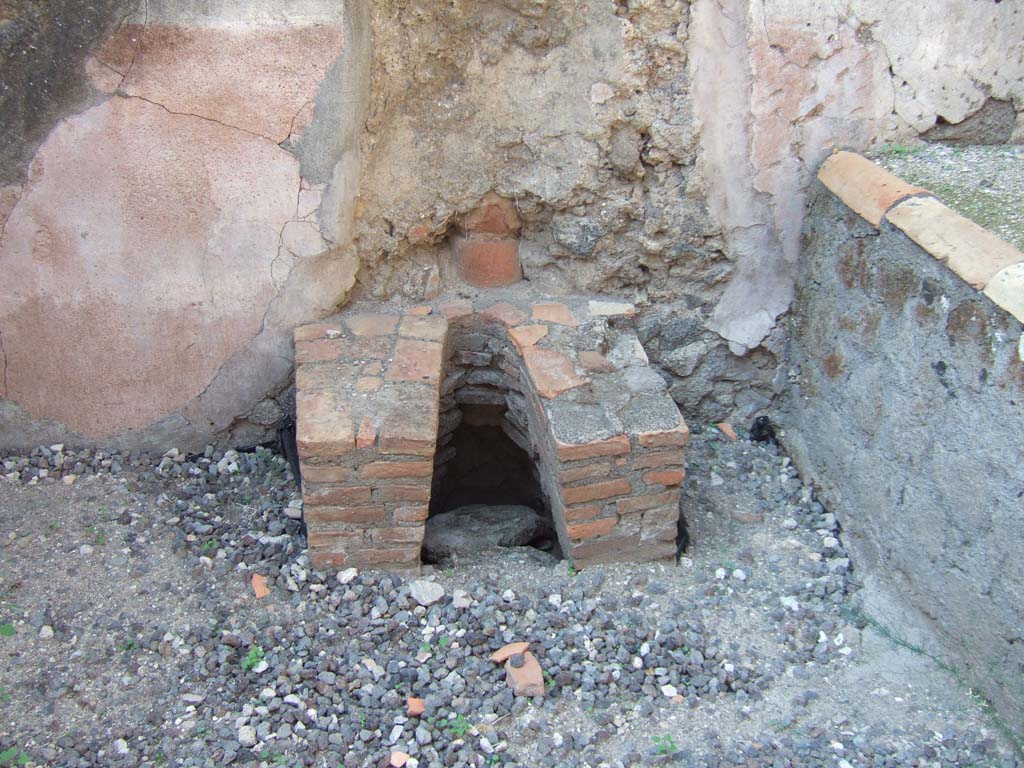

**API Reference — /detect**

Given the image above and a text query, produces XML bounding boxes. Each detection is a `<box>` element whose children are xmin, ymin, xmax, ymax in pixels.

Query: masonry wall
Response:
<box><xmin>782</xmin><ymin>163</ymin><xmax>1024</xmax><ymax>732</ymax></box>
<box><xmin>1</xmin><ymin>0</ymin><xmax>1022</xmax><ymax>451</ymax></box>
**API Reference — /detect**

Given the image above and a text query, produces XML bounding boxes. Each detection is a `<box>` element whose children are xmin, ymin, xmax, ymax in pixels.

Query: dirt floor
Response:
<box><xmin>0</xmin><ymin>432</ymin><xmax>1018</xmax><ymax>767</ymax></box>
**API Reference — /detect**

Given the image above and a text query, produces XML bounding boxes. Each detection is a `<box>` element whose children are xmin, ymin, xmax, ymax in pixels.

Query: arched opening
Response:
<box><xmin>422</xmin><ymin>316</ymin><xmax>558</xmax><ymax>564</ymax></box>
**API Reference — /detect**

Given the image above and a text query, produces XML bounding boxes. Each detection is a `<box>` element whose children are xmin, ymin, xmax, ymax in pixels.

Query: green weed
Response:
<box><xmin>652</xmin><ymin>733</ymin><xmax>677</xmax><ymax>755</ymax></box>
<box><xmin>0</xmin><ymin>747</ymin><xmax>30</xmax><ymax>767</ymax></box>
<box><xmin>241</xmin><ymin>645</ymin><xmax>265</xmax><ymax>672</ymax></box>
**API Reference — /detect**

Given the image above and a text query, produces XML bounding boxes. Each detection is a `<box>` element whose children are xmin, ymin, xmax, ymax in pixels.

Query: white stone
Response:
<box><xmin>337</xmin><ymin>567</ymin><xmax>358</xmax><ymax>585</ymax></box>
<box><xmin>780</xmin><ymin>595</ymin><xmax>799</xmax><ymax>611</ymax></box>
<box><xmin>237</xmin><ymin>726</ymin><xmax>257</xmax><ymax>747</ymax></box>
<box><xmin>410</xmin><ymin>580</ymin><xmax>445</xmax><ymax>607</ymax></box>
<box><xmin>660</xmin><ymin>684</ymin><xmax>678</xmax><ymax>698</ymax></box>
<box><xmin>590</xmin><ymin>82</ymin><xmax>615</xmax><ymax>104</ymax></box>
<box><xmin>452</xmin><ymin>589</ymin><xmax>473</xmax><ymax>609</ymax></box>
<box><xmin>38</xmin><ymin>625</ymin><xmax>54</xmax><ymax>640</ymax></box>
<box><xmin>732</xmin><ymin>569</ymin><xmax>747</xmax><ymax>581</ymax></box>
<box><xmin>588</xmin><ymin>300</ymin><xmax>635</xmax><ymax>317</ymax></box>
<box><xmin>113</xmin><ymin>739</ymin><xmax>129</xmax><ymax>755</ymax></box>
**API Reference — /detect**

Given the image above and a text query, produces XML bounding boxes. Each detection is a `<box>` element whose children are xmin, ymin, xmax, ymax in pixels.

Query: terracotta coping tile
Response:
<box><xmin>818</xmin><ymin>150</ymin><xmax>928</xmax><ymax>228</ymax></box>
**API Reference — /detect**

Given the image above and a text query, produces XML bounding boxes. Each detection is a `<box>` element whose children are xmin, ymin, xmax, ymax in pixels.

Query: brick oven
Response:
<box><xmin>293</xmin><ymin>295</ymin><xmax>688</xmax><ymax>573</ymax></box>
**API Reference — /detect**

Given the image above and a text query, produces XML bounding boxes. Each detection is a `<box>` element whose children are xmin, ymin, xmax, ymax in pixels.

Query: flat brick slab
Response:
<box><xmin>295</xmin><ymin>295</ymin><xmax>687</xmax><ymax>571</ymax></box>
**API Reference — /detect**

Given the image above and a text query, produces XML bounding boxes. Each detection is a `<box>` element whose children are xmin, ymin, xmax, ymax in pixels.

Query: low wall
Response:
<box><xmin>783</xmin><ymin>151</ymin><xmax>1024</xmax><ymax>731</ymax></box>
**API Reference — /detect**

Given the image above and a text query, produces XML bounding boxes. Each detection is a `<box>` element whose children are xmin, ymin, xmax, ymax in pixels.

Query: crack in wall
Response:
<box><xmin>124</xmin><ymin>95</ymin><xmax>283</xmax><ymax>145</ymax></box>
<box><xmin>0</xmin><ymin>329</ymin><xmax>8</xmax><ymax>398</ymax></box>
<box><xmin>114</xmin><ymin>0</ymin><xmax>149</xmax><ymax>91</ymax></box>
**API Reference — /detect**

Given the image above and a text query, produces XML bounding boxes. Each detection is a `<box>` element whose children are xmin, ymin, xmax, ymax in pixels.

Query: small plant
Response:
<box><xmin>445</xmin><ymin>714</ymin><xmax>470</xmax><ymax>739</ymax></box>
<box><xmin>567</xmin><ymin>562</ymin><xmax>578</xmax><ymax>576</ymax></box>
<box><xmin>119</xmin><ymin>638</ymin><xmax>139</xmax><ymax>653</ymax></box>
<box><xmin>419</xmin><ymin>641</ymin><xmax>431</xmax><ymax>654</ymax></box>
<box><xmin>0</xmin><ymin>747</ymin><xmax>30</xmax><ymax>767</ymax></box>
<box><xmin>652</xmin><ymin>733</ymin><xmax>677</xmax><ymax>755</ymax></box>
<box><xmin>48</xmin><ymin>522</ymin><xmax>60</xmax><ymax>531</ymax></box>
<box><xmin>0</xmin><ymin>688</ymin><xmax>10</xmax><ymax>703</ymax></box>
<box><xmin>241</xmin><ymin>645</ymin><xmax>265</xmax><ymax>672</ymax></box>
<box><xmin>200</xmin><ymin>539</ymin><xmax>219</xmax><ymax>553</ymax></box>
<box><xmin>89</xmin><ymin>526</ymin><xmax>107</xmax><ymax>546</ymax></box>
<box><xmin>437</xmin><ymin>635</ymin><xmax>451</xmax><ymax>649</ymax></box>
<box><xmin>0</xmin><ymin>624</ymin><xmax>14</xmax><ymax>638</ymax></box>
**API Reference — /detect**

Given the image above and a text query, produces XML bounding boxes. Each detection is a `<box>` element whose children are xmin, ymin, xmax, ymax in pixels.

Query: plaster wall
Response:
<box><xmin>0</xmin><ymin>0</ymin><xmax>1021</xmax><ymax>450</ymax></box>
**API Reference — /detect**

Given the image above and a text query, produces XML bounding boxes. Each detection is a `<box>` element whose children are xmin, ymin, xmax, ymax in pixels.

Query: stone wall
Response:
<box><xmin>1</xmin><ymin>0</ymin><xmax>1022</xmax><ymax>450</ymax></box>
<box><xmin>782</xmin><ymin>153</ymin><xmax>1024</xmax><ymax>732</ymax></box>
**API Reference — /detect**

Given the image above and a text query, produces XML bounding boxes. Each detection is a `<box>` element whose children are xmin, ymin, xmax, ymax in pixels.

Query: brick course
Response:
<box><xmin>295</xmin><ymin>297</ymin><xmax>687</xmax><ymax>571</ymax></box>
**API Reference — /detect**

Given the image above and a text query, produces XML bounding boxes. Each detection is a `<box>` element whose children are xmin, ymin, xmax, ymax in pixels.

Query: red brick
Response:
<box><xmin>348</xmin><ymin>547</ymin><xmax>421</xmax><ymax>567</ymax></box>
<box><xmin>373</xmin><ymin>526</ymin><xmax>426</xmax><ymax>544</ymax></box>
<box><xmin>300</xmin><ymin>464</ymin><xmax>352</xmax><ymax>483</ymax></box>
<box><xmin>531</xmin><ymin>302</ymin><xmax>578</xmax><ymax>327</ymax></box>
<box><xmin>578</xmin><ymin>350</ymin><xmax>615</xmax><ymax>373</ymax></box>
<box><xmin>454</xmin><ymin>238</ymin><xmax>522</xmax><ymax>287</ymax></box>
<box><xmin>380</xmin><ymin>408</ymin><xmax>437</xmax><ymax>455</ymax></box>
<box><xmin>508</xmin><ymin>324</ymin><xmax>548</xmax><ymax>352</ymax></box>
<box><xmin>337</xmin><ymin>336</ymin><xmax>393</xmax><ymax>362</ymax></box>
<box><xmin>296</xmin><ymin>390</ymin><xmax>353</xmax><ymax>459</ymax></box>
<box><xmin>567</xmin><ymin>517</ymin><xmax>617</xmax><ymax>540</ymax></box>
<box><xmin>617</xmin><ymin>489</ymin><xmax>680</xmax><ymax>516</ymax></box>
<box><xmin>386</xmin><ymin>339</ymin><xmax>444</xmax><ymax>383</ymax></box>
<box><xmin>716</xmin><ymin>422</ymin><xmax>738</xmax><ymax>441</ymax></box>
<box><xmin>641</xmin><ymin>504</ymin><xmax>679</xmax><ymax>526</ymax></box>
<box><xmin>361</xmin><ymin>461</ymin><xmax>433</xmax><ymax>479</ymax></box>
<box><xmin>407</xmin><ymin>221</ymin><xmax>435</xmax><ymax>244</ymax></box>
<box><xmin>356</xmin><ymin>417</ymin><xmax>377</xmax><ymax>449</ymax></box>
<box><xmin>296</xmin><ymin>363</ymin><xmax>359</xmax><ymax>391</ymax></box>
<box><xmin>305</xmin><ymin>485</ymin><xmax>373</xmax><ymax>506</ymax></box>
<box><xmin>555</xmin><ymin>434</ymin><xmax>631</xmax><ymax>462</ymax></box>
<box><xmin>296</xmin><ymin>338</ymin><xmax>344</xmax><ymax>363</ymax></box>
<box><xmin>346</xmin><ymin>313</ymin><xmax>399</xmax><ymax>337</ymax></box>
<box><xmin>461</xmin><ymin>193</ymin><xmax>522</xmax><ymax>236</ymax></box>
<box><xmin>522</xmin><ymin>347</ymin><xmax>585</xmax><ymax>398</ymax></box>
<box><xmin>399</xmin><ymin>315</ymin><xmax>447</xmax><ymax>342</ymax></box>
<box><xmin>638</xmin><ymin>420</ymin><xmax>690</xmax><ymax>448</ymax></box>
<box><xmin>479</xmin><ymin>301</ymin><xmax>528</xmax><ymax>327</ymax></box>
<box><xmin>564</xmin><ymin>504</ymin><xmax>602</xmax><ymax>522</ymax></box>
<box><xmin>305</xmin><ymin>505</ymin><xmax>385</xmax><ymax>524</ymax></box>
<box><xmin>309</xmin><ymin>551</ymin><xmax>348</xmax><ymax>569</ymax></box>
<box><xmin>393</xmin><ymin>504</ymin><xmax>429</xmax><ymax>524</ymax></box>
<box><xmin>306</xmin><ymin>530</ymin><xmax>365</xmax><ymax>547</ymax></box>
<box><xmin>643</xmin><ymin>468</ymin><xmax>686</xmax><ymax>487</ymax></box>
<box><xmin>570</xmin><ymin>535</ymin><xmax>637</xmax><ymax>564</ymax></box>
<box><xmin>562</xmin><ymin>478</ymin><xmax>632</xmax><ymax>505</ymax></box>
<box><xmin>438</xmin><ymin>301</ymin><xmax>473</xmax><ymax>319</ymax></box>
<box><xmin>630</xmin><ymin>450</ymin><xmax>685</xmax><ymax>470</ymax></box>
<box><xmin>558</xmin><ymin>462</ymin><xmax>613</xmax><ymax>484</ymax></box>
<box><xmin>378</xmin><ymin>486</ymin><xmax>431</xmax><ymax>503</ymax></box>
<box><xmin>356</xmin><ymin>376</ymin><xmax>383</xmax><ymax>393</ymax></box>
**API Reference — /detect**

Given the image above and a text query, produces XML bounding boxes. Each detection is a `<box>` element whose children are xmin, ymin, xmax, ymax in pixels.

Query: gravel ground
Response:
<box><xmin>0</xmin><ymin>431</ymin><xmax>1018</xmax><ymax>767</ymax></box>
<box><xmin>871</xmin><ymin>143</ymin><xmax>1024</xmax><ymax>251</ymax></box>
